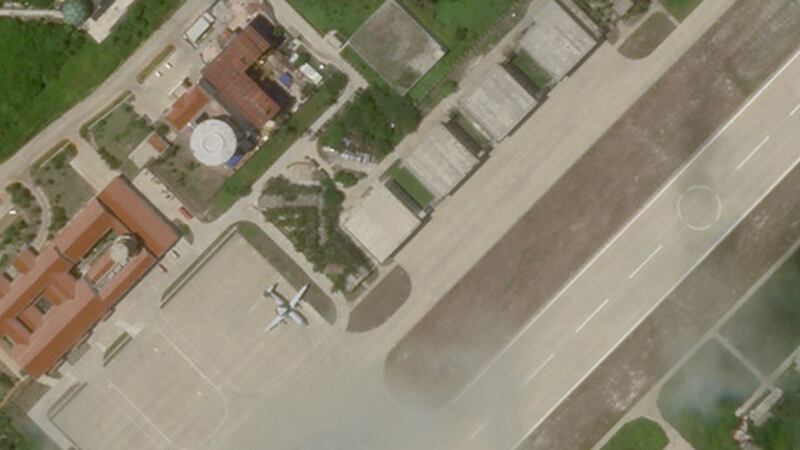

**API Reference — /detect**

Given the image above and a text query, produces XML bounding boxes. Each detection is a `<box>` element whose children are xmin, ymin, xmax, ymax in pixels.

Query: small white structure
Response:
<box><xmin>184</xmin><ymin>12</ymin><xmax>215</xmax><ymax>47</ymax></box>
<box><xmin>299</xmin><ymin>63</ymin><xmax>323</xmax><ymax>85</ymax></box>
<box><xmin>190</xmin><ymin>119</ymin><xmax>237</xmax><ymax>166</ymax></box>
<box><xmin>343</xmin><ymin>185</ymin><xmax>422</xmax><ymax>263</ymax></box>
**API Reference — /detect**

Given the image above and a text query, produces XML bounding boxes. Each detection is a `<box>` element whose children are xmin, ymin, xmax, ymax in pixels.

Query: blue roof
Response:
<box><xmin>278</xmin><ymin>72</ymin><xmax>293</xmax><ymax>87</ymax></box>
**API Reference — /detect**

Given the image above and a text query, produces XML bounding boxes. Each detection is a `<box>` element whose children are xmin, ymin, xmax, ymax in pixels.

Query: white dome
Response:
<box><xmin>190</xmin><ymin>119</ymin><xmax>237</xmax><ymax>166</ymax></box>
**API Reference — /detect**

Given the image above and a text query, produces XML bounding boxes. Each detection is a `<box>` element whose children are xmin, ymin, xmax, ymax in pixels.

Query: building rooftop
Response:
<box><xmin>520</xmin><ymin>0</ymin><xmax>596</xmax><ymax>81</ymax></box>
<box><xmin>202</xmin><ymin>15</ymin><xmax>283</xmax><ymax>130</ymax></box>
<box><xmin>164</xmin><ymin>85</ymin><xmax>210</xmax><ymax>131</ymax></box>
<box><xmin>0</xmin><ymin>177</ymin><xmax>179</xmax><ymax>377</ymax></box>
<box><xmin>342</xmin><ymin>185</ymin><xmax>422</xmax><ymax>263</ymax></box>
<box><xmin>404</xmin><ymin>125</ymin><xmax>479</xmax><ymax>201</ymax></box>
<box><xmin>460</xmin><ymin>66</ymin><xmax>538</xmax><ymax>142</ymax></box>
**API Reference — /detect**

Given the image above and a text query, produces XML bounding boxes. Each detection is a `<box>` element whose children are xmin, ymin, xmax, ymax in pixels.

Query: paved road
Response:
<box><xmin>0</xmin><ymin>0</ymin><xmax>217</xmax><ymax>190</ymax></box>
<box><xmin>456</xmin><ymin>41</ymin><xmax>800</xmax><ymax>450</ymax></box>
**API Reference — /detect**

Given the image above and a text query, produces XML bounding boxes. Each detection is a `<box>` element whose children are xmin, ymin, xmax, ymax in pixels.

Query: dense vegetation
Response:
<box><xmin>0</xmin><ymin>0</ymin><xmax>184</xmax><ymax>163</ymax></box>
<box><xmin>263</xmin><ymin>177</ymin><xmax>371</xmax><ymax>292</ymax></box>
<box><xmin>286</xmin><ymin>0</ymin><xmax>383</xmax><ymax>37</ymax></box>
<box><xmin>317</xmin><ymin>85</ymin><xmax>419</xmax><ymax>160</ymax></box>
<box><xmin>753</xmin><ymin>371</ymin><xmax>800</xmax><ymax>449</ymax></box>
<box><xmin>401</xmin><ymin>0</ymin><xmax>521</xmax><ymax>101</ymax></box>
<box><xmin>602</xmin><ymin>417</ymin><xmax>669</xmax><ymax>450</ymax></box>
<box><xmin>212</xmin><ymin>71</ymin><xmax>348</xmax><ymax>216</ymax></box>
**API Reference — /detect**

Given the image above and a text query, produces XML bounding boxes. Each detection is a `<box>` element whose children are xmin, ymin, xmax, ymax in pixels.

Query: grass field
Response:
<box><xmin>286</xmin><ymin>0</ymin><xmax>383</xmax><ymax>37</ymax></box>
<box><xmin>602</xmin><ymin>417</ymin><xmax>669</xmax><ymax>450</ymax></box>
<box><xmin>386</xmin><ymin>162</ymin><xmax>433</xmax><ymax>208</ymax></box>
<box><xmin>657</xmin><ymin>339</ymin><xmax>758</xmax><ymax>450</ymax></box>
<box><xmin>30</xmin><ymin>144</ymin><xmax>95</xmax><ymax>233</ymax></box>
<box><xmin>752</xmin><ymin>368</ymin><xmax>800</xmax><ymax>449</ymax></box>
<box><xmin>509</xmin><ymin>51</ymin><xmax>552</xmax><ymax>91</ymax></box>
<box><xmin>619</xmin><ymin>12</ymin><xmax>676</xmax><ymax>60</ymax></box>
<box><xmin>210</xmin><ymin>72</ymin><xmax>348</xmax><ymax>218</ymax></box>
<box><xmin>720</xmin><ymin>249</ymin><xmax>800</xmax><ymax>375</ymax></box>
<box><xmin>0</xmin><ymin>0</ymin><xmax>184</xmax><ymax>164</ymax></box>
<box><xmin>137</xmin><ymin>44</ymin><xmax>174</xmax><ymax>83</ymax></box>
<box><xmin>401</xmin><ymin>0</ymin><xmax>521</xmax><ymax>102</ymax></box>
<box><xmin>149</xmin><ymin>145</ymin><xmax>227</xmax><ymax>217</ymax></box>
<box><xmin>89</xmin><ymin>102</ymin><xmax>152</xmax><ymax>177</ymax></box>
<box><xmin>659</xmin><ymin>0</ymin><xmax>704</xmax><ymax>21</ymax></box>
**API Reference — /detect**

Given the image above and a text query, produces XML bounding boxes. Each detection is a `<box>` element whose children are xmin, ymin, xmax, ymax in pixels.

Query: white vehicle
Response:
<box><xmin>264</xmin><ymin>283</ymin><xmax>309</xmax><ymax>331</ymax></box>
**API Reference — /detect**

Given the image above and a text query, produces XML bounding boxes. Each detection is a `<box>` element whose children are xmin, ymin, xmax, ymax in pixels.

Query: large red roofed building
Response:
<box><xmin>0</xmin><ymin>177</ymin><xmax>178</xmax><ymax>377</ymax></box>
<box><xmin>202</xmin><ymin>15</ymin><xmax>285</xmax><ymax>130</ymax></box>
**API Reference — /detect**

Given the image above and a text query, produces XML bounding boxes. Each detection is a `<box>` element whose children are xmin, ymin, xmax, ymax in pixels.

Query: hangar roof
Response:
<box><xmin>343</xmin><ymin>185</ymin><xmax>421</xmax><ymax>263</ymax></box>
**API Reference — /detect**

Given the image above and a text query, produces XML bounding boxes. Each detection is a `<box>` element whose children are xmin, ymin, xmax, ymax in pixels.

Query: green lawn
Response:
<box><xmin>658</xmin><ymin>339</ymin><xmax>758</xmax><ymax>450</ymax></box>
<box><xmin>720</xmin><ymin>249</ymin><xmax>800</xmax><ymax>374</ymax></box>
<box><xmin>285</xmin><ymin>0</ymin><xmax>383</xmax><ymax>37</ymax></box>
<box><xmin>0</xmin><ymin>0</ymin><xmax>184</xmax><ymax>164</ymax></box>
<box><xmin>30</xmin><ymin>144</ymin><xmax>95</xmax><ymax>234</ymax></box>
<box><xmin>602</xmin><ymin>417</ymin><xmax>669</xmax><ymax>450</ymax></box>
<box><xmin>149</xmin><ymin>144</ymin><xmax>228</xmax><ymax>217</ymax></box>
<box><xmin>210</xmin><ymin>72</ymin><xmax>348</xmax><ymax>218</ymax></box>
<box><xmin>510</xmin><ymin>51</ymin><xmax>552</xmax><ymax>91</ymax></box>
<box><xmin>317</xmin><ymin>84</ymin><xmax>420</xmax><ymax>160</ymax></box>
<box><xmin>386</xmin><ymin>162</ymin><xmax>433</xmax><ymax>208</ymax></box>
<box><xmin>89</xmin><ymin>102</ymin><xmax>152</xmax><ymax>176</ymax></box>
<box><xmin>400</xmin><ymin>0</ymin><xmax>521</xmax><ymax>102</ymax></box>
<box><xmin>659</xmin><ymin>0</ymin><xmax>703</xmax><ymax>21</ymax></box>
<box><xmin>752</xmin><ymin>369</ymin><xmax>800</xmax><ymax>450</ymax></box>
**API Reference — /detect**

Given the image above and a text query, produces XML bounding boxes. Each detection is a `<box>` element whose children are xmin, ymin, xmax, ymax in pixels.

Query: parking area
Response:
<box><xmin>161</xmin><ymin>232</ymin><xmax>329</xmax><ymax>394</ymax></box>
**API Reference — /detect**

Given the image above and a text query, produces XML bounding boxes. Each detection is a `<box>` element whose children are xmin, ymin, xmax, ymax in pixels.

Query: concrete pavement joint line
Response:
<box><xmin>455</xmin><ymin>13</ymin><xmax>800</xmax><ymax>409</ymax></box>
<box><xmin>522</xmin><ymin>353</ymin><xmax>556</xmax><ymax>387</ymax></box>
<box><xmin>736</xmin><ymin>135</ymin><xmax>770</xmax><ymax>171</ymax></box>
<box><xmin>574</xmin><ymin>299</ymin><xmax>610</xmax><ymax>333</ymax></box>
<box><xmin>628</xmin><ymin>245</ymin><xmax>663</xmax><ymax>279</ymax></box>
<box><xmin>791</xmin><ymin>101</ymin><xmax>800</xmax><ymax>116</ymax></box>
<box><xmin>511</xmin><ymin>153</ymin><xmax>800</xmax><ymax>450</ymax></box>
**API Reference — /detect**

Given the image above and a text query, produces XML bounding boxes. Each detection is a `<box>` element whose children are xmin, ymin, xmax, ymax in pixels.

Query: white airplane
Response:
<box><xmin>264</xmin><ymin>283</ymin><xmax>309</xmax><ymax>331</ymax></box>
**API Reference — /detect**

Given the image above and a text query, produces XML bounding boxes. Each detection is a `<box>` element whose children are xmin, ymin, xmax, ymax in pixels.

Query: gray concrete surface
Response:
<box><xmin>460</xmin><ymin>66</ymin><xmax>538</xmax><ymax>142</ymax></box>
<box><xmin>404</xmin><ymin>125</ymin><xmax>478</xmax><ymax>201</ymax></box>
<box><xmin>519</xmin><ymin>0</ymin><xmax>596</xmax><ymax>80</ymax></box>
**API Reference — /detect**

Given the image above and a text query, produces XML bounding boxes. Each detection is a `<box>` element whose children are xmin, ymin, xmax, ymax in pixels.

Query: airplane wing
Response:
<box><xmin>288</xmin><ymin>310</ymin><xmax>308</xmax><ymax>327</ymax></box>
<box><xmin>266</xmin><ymin>285</ymin><xmax>288</xmax><ymax>307</ymax></box>
<box><xmin>266</xmin><ymin>315</ymin><xmax>284</xmax><ymax>332</ymax></box>
<box><xmin>288</xmin><ymin>285</ymin><xmax>309</xmax><ymax>308</ymax></box>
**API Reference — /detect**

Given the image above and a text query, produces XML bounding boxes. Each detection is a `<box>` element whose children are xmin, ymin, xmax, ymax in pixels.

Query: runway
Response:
<box><xmin>455</xmin><ymin>40</ymin><xmax>800</xmax><ymax>450</ymax></box>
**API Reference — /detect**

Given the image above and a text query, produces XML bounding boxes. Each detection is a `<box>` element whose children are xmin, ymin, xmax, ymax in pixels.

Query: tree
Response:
<box><xmin>61</xmin><ymin>0</ymin><xmax>93</xmax><ymax>27</ymax></box>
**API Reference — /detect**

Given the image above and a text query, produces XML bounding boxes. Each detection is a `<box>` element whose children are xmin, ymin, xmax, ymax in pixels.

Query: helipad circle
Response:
<box><xmin>190</xmin><ymin>119</ymin><xmax>237</xmax><ymax>166</ymax></box>
<box><xmin>676</xmin><ymin>185</ymin><xmax>722</xmax><ymax>231</ymax></box>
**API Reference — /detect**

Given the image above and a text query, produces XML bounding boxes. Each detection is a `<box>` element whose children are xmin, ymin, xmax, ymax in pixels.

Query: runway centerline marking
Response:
<box><xmin>791</xmin><ymin>101</ymin><xmax>800</xmax><ymax>116</ymax></box>
<box><xmin>456</xmin><ymin>38</ymin><xmax>800</xmax><ymax>409</ymax></box>
<box><xmin>737</xmin><ymin>136</ymin><xmax>770</xmax><ymax>171</ymax></box>
<box><xmin>628</xmin><ymin>245</ymin><xmax>663</xmax><ymax>279</ymax></box>
<box><xmin>511</xmin><ymin>153</ymin><xmax>800</xmax><ymax>450</ymax></box>
<box><xmin>575</xmin><ymin>300</ymin><xmax>609</xmax><ymax>334</ymax></box>
<box><xmin>468</xmin><ymin>413</ymin><xmax>497</xmax><ymax>442</ymax></box>
<box><xmin>522</xmin><ymin>353</ymin><xmax>556</xmax><ymax>386</ymax></box>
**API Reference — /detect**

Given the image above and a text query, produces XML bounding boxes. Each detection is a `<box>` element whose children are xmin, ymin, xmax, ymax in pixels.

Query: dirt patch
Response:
<box><xmin>619</xmin><ymin>13</ymin><xmax>676</xmax><ymax>60</ymax></box>
<box><xmin>349</xmin><ymin>0</ymin><xmax>445</xmax><ymax>92</ymax></box>
<box><xmin>347</xmin><ymin>265</ymin><xmax>412</xmax><ymax>333</ymax></box>
<box><xmin>385</xmin><ymin>0</ymin><xmax>800</xmax><ymax>407</ymax></box>
<box><xmin>518</xmin><ymin>157</ymin><xmax>800</xmax><ymax>449</ymax></box>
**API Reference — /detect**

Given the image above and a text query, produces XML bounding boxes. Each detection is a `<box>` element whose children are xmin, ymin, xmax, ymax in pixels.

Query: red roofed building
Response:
<box><xmin>202</xmin><ymin>15</ymin><xmax>285</xmax><ymax>130</ymax></box>
<box><xmin>164</xmin><ymin>85</ymin><xmax>210</xmax><ymax>131</ymax></box>
<box><xmin>0</xmin><ymin>177</ymin><xmax>179</xmax><ymax>377</ymax></box>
